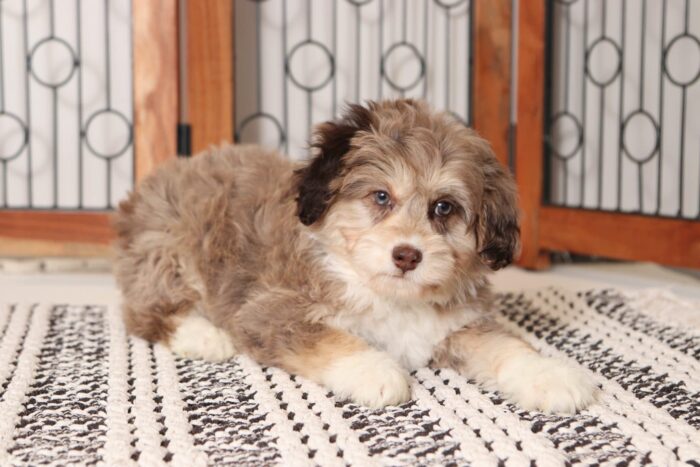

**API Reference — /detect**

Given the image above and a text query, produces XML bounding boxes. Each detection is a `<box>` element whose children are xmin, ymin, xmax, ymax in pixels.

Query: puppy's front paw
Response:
<box><xmin>497</xmin><ymin>354</ymin><xmax>597</xmax><ymax>413</ymax></box>
<box><xmin>322</xmin><ymin>350</ymin><xmax>411</xmax><ymax>408</ymax></box>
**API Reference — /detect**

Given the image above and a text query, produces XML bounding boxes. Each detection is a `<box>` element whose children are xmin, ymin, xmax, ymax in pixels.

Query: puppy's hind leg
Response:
<box><xmin>169</xmin><ymin>309</ymin><xmax>236</xmax><ymax>362</ymax></box>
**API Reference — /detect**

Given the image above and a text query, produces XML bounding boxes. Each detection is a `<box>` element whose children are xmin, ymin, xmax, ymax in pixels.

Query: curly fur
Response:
<box><xmin>114</xmin><ymin>99</ymin><xmax>596</xmax><ymax>412</ymax></box>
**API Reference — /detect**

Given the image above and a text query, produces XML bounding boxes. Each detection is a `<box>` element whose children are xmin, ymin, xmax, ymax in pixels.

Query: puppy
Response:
<box><xmin>114</xmin><ymin>99</ymin><xmax>596</xmax><ymax>413</ymax></box>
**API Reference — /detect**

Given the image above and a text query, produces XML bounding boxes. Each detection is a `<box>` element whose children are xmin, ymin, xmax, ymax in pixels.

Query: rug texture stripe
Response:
<box><xmin>0</xmin><ymin>305</ymin><xmax>51</xmax><ymax>464</ymax></box>
<box><xmin>153</xmin><ymin>344</ymin><xmax>208</xmax><ymax>467</ymax></box>
<box><xmin>0</xmin><ymin>289</ymin><xmax>697</xmax><ymax>466</ymax></box>
<box><xmin>496</xmin><ymin>308</ymin><xmax>697</xmax><ymax>464</ymax></box>
<box><xmin>103</xmin><ymin>304</ymin><xmax>135</xmax><ymax>466</ymax></box>
<box><xmin>9</xmin><ymin>305</ymin><xmax>109</xmax><ymax>465</ymax></box>
<box><xmin>498</xmin><ymin>291</ymin><xmax>700</xmax><ymax>430</ymax></box>
<box><xmin>495</xmin><ymin>293</ymin><xmax>700</xmax><ymax>464</ymax></box>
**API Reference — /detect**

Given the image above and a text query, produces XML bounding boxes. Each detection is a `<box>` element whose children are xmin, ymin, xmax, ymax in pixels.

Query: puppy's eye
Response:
<box><xmin>374</xmin><ymin>191</ymin><xmax>391</xmax><ymax>206</ymax></box>
<box><xmin>433</xmin><ymin>200</ymin><xmax>453</xmax><ymax>217</ymax></box>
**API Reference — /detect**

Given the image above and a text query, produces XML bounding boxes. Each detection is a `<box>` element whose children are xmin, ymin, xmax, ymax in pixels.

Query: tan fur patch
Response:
<box><xmin>281</xmin><ymin>328</ymin><xmax>368</xmax><ymax>380</ymax></box>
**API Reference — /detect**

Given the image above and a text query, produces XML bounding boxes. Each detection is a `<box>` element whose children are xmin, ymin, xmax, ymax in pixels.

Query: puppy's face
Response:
<box><xmin>295</xmin><ymin>100</ymin><xmax>519</xmax><ymax>303</ymax></box>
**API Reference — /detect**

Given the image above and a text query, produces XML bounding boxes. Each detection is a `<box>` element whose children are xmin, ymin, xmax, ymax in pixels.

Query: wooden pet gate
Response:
<box><xmin>0</xmin><ymin>0</ymin><xmax>697</xmax><ymax>269</ymax></box>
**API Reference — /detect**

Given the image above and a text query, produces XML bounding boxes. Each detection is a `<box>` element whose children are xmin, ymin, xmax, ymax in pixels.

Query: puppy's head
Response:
<box><xmin>295</xmin><ymin>99</ymin><xmax>519</xmax><ymax>302</ymax></box>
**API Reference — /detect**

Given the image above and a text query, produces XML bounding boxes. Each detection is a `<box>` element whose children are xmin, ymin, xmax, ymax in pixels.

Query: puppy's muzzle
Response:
<box><xmin>392</xmin><ymin>244</ymin><xmax>423</xmax><ymax>273</ymax></box>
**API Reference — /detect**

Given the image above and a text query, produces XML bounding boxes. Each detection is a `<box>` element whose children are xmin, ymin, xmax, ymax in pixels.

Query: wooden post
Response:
<box><xmin>185</xmin><ymin>0</ymin><xmax>234</xmax><ymax>154</ymax></box>
<box><xmin>133</xmin><ymin>0</ymin><xmax>179</xmax><ymax>180</ymax></box>
<box><xmin>514</xmin><ymin>0</ymin><xmax>549</xmax><ymax>269</ymax></box>
<box><xmin>472</xmin><ymin>0</ymin><xmax>513</xmax><ymax>168</ymax></box>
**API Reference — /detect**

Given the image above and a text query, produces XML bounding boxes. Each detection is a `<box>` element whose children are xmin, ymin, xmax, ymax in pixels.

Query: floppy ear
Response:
<box><xmin>295</xmin><ymin>104</ymin><xmax>374</xmax><ymax>225</ymax></box>
<box><xmin>473</xmin><ymin>140</ymin><xmax>520</xmax><ymax>270</ymax></box>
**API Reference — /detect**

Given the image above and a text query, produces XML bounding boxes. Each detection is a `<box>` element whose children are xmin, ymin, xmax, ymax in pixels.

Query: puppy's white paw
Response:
<box><xmin>169</xmin><ymin>314</ymin><xmax>236</xmax><ymax>362</ymax></box>
<box><xmin>497</xmin><ymin>354</ymin><xmax>597</xmax><ymax>413</ymax></box>
<box><xmin>321</xmin><ymin>349</ymin><xmax>412</xmax><ymax>408</ymax></box>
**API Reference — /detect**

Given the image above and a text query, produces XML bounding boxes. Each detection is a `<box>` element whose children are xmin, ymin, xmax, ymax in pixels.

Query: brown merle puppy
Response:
<box><xmin>114</xmin><ymin>99</ymin><xmax>596</xmax><ymax>412</ymax></box>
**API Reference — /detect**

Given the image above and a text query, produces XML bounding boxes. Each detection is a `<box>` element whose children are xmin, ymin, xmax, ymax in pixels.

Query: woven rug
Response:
<box><xmin>0</xmin><ymin>288</ymin><xmax>698</xmax><ymax>466</ymax></box>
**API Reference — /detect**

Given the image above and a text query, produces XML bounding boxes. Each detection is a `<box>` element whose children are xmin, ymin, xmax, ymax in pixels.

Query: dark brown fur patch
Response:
<box><xmin>295</xmin><ymin>103</ymin><xmax>375</xmax><ymax>225</ymax></box>
<box><xmin>471</xmin><ymin>140</ymin><xmax>520</xmax><ymax>270</ymax></box>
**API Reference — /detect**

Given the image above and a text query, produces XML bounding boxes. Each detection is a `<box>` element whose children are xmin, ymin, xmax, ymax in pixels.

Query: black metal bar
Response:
<box><xmin>282</xmin><ymin>0</ymin><xmax>289</xmax><ymax>153</ymax></box>
<box><xmin>400</xmin><ymin>0</ymin><xmax>408</xmax><ymax>98</ymax></box>
<box><xmin>402</xmin><ymin>0</ymin><xmax>407</xmax><ymax>43</ymax></box>
<box><xmin>564</xmin><ymin>2</ymin><xmax>571</xmax><ymax>112</ymax></box>
<box><xmin>580</xmin><ymin>0</ymin><xmax>588</xmax><ymax>207</ymax></box>
<box><xmin>306</xmin><ymin>0</ymin><xmax>312</xmax><ymax>40</ymax></box>
<box><xmin>596</xmin><ymin>2</ymin><xmax>607</xmax><ymax>209</ymax></box>
<box><xmin>23</xmin><ymin>0</ymin><xmax>32</xmax><ymax>207</ymax></box>
<box><xmin>177</xmin><ymin>123</ymin><xmax>192</xmax><ymax>157</ymax></box>
<box><xmin>467</xmin><ymin>0</ymin><xmax>474</xmax><ymax>126</ymax></box>
<box><xmin>0</xmin><ymin>0</ymin><xmax>4</xmax><ymax>114</ymax></box>
<box><xmin>637</xmin><ymin>162</ymin><xmax>643</xmax><ymax>213</ymax></box>
<box><xmin>656</xmin><ymin>0</ymin><xmax>666</xmax><ymax>215</ymax></box>
<box><xmin>638</xmin><ymin>0</ymin><xmax>645</xmax><ymax>212</ymax></box>
<box><xmin>639</xmin><ymin>0</ymin><xmax>646</xmax><ymax>110</ymax></box>
<box><xmin>1</xmin><ymin>161</ymin><xmax>6</xmax><ymax>208</ymax></box>
<box><xmin>562</xmin><ymin>3</ymin><xmax>570</xmax><ymax>204</ymax></box>
<box><xmin>378</xmin><ymin>0</ymin><xmax>383</xmax><ymax>99</ymax></box>
<box><xmin>256</xmin><ymin>1</ymin><xmax>262</xmax><ymax>111</ymax></box>
<box><xmin>616</xmin><ymin>0</ymin><xmax>626</xmax><ymax>210</ymax></box>
<box><xmin>49</xmin><ymin>0</ymin><xmax>55</xmax><ymax>38</ymax></box>
<box><xmin>507</xmin><ymin>0</ymin><xmax>516</xmax><ymax>173</ymax></box>
<box><xmin>422</xmin><ymin>0</ymin><xmax>428</xmax><ymax>99</ymax></box>
<box><xmin>542</xmin><ymin>0</ymin><xmax>554</xmax><ymax>204</ymax></box>
<box><xmin>678</xmin><ymin>87</ymin><xmax>686</xmax><ymax>216</ymax></box>
<box><xmin>306</xmin><ymin>0</ymin><xmax>312</xmax><ymax>142</ymax></box>
<box><xmin>677</xmin><ymin>0</ymin><xmax>691</xmax><ymax>216</ymax></box>
<box><xmin>106</xmin><ymin>159</ymin><xmax>112</xmax><ymax>209</ymax></box>
<box><xmin>105</xmin><ymin>0</ymin><xmax>111</xmax><ymax>207</ymax></box>
<box><xmin>52</xmin><ymin>88</ymin><xmax>58</xmax><ymax>208</ymax></box>
<box><xmin>332</xmin><ymin>0</ymin><xmax>337</xmax><ymax>117</ymax></box>
<box><xmin>104</xmin><ymin>0</ymin><xmax>111</xmax><ymax>109</ymax></box>
<box><xmin>355</xmin><ymin>3</ymin><xmax>361</xmax><ymax>101</ymax></box>
<box><xmin>596</xmin><ymin>90</ymin><xmax>604</xmax><ymax>208</ymax></box>
<box><xmin>443</xmin><ymin>5</ymin><xmax>450</xmax><ymax>110</ymax></box>
<box><xmin>77</xmin><ymin>0</ymin><xmax>83</xmax><ymax>208</ymax></box>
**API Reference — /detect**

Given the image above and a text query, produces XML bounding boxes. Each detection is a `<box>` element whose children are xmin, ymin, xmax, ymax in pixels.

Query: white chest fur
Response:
<box><xmin>327</xmin><ymin>300</ymin><xmax>481</xmax><ymax>371</ymax></box>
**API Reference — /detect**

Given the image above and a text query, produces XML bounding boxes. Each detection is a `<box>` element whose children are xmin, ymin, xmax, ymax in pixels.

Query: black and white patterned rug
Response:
<box><xmin>0</xmin><ymin>288</ymin><xmax>698</xmax><ymax>466</ymax></box>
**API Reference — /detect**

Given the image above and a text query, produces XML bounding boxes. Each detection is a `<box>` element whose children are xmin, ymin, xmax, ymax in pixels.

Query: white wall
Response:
<box><xmin>0</xmin><ymin>0</ymin><xmax>133</xmax><ymax>210</ymax></box>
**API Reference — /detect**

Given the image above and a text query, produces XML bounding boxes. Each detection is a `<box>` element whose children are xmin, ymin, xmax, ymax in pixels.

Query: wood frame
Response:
<box><xmin>539</xmin><ymin>207</ymin><xmax>700</xmax><ymax>268</ymax></box>
<box><xmin>0</xmin><ymin>0</ymin><xmax>179</xmax><ymax>257</ymax></box>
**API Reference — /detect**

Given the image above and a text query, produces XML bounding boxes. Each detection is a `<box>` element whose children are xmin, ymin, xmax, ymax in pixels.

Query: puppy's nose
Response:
<box><xmin>392</xmin><ymin>244</ymin><xmax>423</xmax><ymax>272</ymax></box>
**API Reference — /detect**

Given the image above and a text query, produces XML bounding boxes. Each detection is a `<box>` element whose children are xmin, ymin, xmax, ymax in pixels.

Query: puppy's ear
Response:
<box><xmin>295</xmin><ymin>104</ymin><xmax>374</xmax><ymax>225</ymax></box>
<box><xmin>473</xmin><ymin>139</ymin><xmax>520</xmax><ymax>270</ymax></box>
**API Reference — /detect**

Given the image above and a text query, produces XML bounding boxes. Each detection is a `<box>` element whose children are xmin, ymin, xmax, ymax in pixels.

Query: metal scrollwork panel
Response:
<box><xmin>545</xmin><ymin>0</ymin><xmax>700</xmax><ymax>220</ymax></box>
<box><xmin>0</xmin><ymin>0</ymin><xmax>134</xmax><ymax>210</ymax></box>
<box><xmin>234</xmin><ymin>0</ymin><xmax>473</xmax><ymax>159</ymax></box>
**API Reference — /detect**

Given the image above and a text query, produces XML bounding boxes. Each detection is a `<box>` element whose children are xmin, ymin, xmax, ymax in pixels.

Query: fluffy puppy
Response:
<box><xmin>114</xmin><ymin>99</ymin><xmax>596</xmax><ymax>412</ymax></box>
